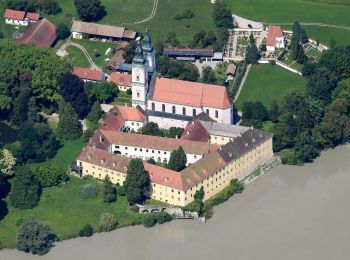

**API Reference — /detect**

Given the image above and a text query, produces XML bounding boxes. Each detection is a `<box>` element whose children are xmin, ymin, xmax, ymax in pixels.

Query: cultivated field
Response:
<box><xmin>225</xmin><ymin>0</ymin><xmax>350</xmax><ymax>45</ymax></box>
<box><xmin>235</xmin><ymin>64</ymin><xmax>307</xmax><ymax>109</ymax></box>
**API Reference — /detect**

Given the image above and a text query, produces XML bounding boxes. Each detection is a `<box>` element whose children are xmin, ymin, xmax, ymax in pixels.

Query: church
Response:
<box><xmin>131</xmin><ymin>29</ymin><xmax>233</xmax><ymax>129</ymax></box>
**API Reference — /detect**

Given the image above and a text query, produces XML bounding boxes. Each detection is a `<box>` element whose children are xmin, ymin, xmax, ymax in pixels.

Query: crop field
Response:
<box><xmin>235</xmin><ymin>64</ymin><xmax>307</xmax><ymax>109</ymax></box>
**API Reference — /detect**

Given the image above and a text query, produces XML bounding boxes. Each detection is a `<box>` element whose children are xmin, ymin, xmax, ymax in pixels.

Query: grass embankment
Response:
<box><xmin>0</xmin><ymin>137</ymin><xmax>140</xmax><ymax>249</ymax></box>
<box><xmin>66</xmin><ymin>46</ymin><xmax>90</xmax><ymax>68</ymax></box>
<box><xmin>225</xmin><ymin>0</ymin><xmax>350</xmax><ymax>45</ymax></box>
<box><xmin>235</xmin><ymin>64</ymin><xmax>307</xmax><ymax>109</ymax></box>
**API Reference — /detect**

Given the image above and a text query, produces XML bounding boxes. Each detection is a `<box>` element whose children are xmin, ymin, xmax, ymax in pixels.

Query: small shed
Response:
<box><xmin>226</xmin><ymin>63</ymin><xmax>237</xmax><ymax>80</ymax></box>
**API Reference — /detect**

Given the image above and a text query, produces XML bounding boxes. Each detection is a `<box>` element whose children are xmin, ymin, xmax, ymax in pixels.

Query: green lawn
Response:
<box><xmin>225</xmin><ymin>0</ymin><xmax>350</xmax><ymax>45</ymax></box>
<box><xmin>0</xmin><ymin>137</ymin><xmax>140</xmax><ymax>249</ymax></box>
<box><xmin>235</xmin><ymin>64</ymin><xmax>307</xmax><ymax>109</ymax></box>
<box><xmin>0</xmin><ymin>177</ymin><xmax>140</xmax><ymax>249</ymax></box>
<box><xmin>66</xmin><ymin>45</ymin><xmax>90</xmax><ymax>68</ymax></box>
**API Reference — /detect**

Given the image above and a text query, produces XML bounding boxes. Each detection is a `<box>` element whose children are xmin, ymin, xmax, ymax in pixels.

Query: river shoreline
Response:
<box><xmin>2</xmin><ymin>144</ymin><xmax>350</xmax><ymax>259</ymax></box>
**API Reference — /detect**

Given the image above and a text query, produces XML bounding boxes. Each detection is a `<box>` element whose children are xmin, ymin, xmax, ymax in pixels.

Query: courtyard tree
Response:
<box><xmin>213</xmin><ymin>2</ymin><xmax>233</xmax><ymax>29</ymax></box>
<box><xmin>17</xmin><ymin>220</ymin><xmax>54</xmax><ymax>255</ymax></box>
<box><xmin>57</xmin><ymin>101</ymin><xmax>83</xmax><ymax>140</ymax></box>
<box><xmin>86</xmin><ymin>81</ymin><xmax>118</xmax><ymax>103</ymax></box>
<box><xmin>245</xmin><ymin>44</ymin><xmax>260</xmax><ymax>65</ymax></box>
<box><xmin>300</xmin><ymin>28</ymin><xmax>309</xmax><ymax>44</ymax></box>
<box><xmin>10</xmin><ymin>166</ymin><xmax>41</xmax><ymax>209</ymax></box>
<box><xmin>87</xmin><ymin>101</ymin><xmax>104</xmax><ymax>131</ymax></box>
<box><xmin>74</xmin><ymin>0</ymin><xmax>102</xmax><ymax>22</ymax></box>
<box><xmin>193</xmin><ymin>186</ymin><xmax>205</xmax><ymax>215</ymax></box>
<box><xmin>201</xmin><ymin>66</ymin><xmax>217</xmax><ymax>84</ymax></box>
<box><xmin>168</xmin><ymin>146</ymin><xmax>187</xmax><ymax>171</ymax></box>
<box><xmin>297</xmin><ymin>46</ymin><xmax>308</xmax><ymax>64</ymax></box>
<box><xmin>124</xmin><ymin>158</ymin><xmax>151</xmax><ymax>204</ymax></box>
<box><xmin>103</xmin><ymin>175</ymin><xmax>117</xmax><ymax>203</ymax></box>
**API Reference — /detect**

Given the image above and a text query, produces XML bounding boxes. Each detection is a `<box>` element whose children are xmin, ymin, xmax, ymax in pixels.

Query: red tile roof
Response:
<box><xmin>109</xmin><ymin>72</ymin><xmax>132</xmax><ymax>87</ymax></box>
<box><xmin>78</xmin><ymin>146</ymin><xmax>184</xmax><ymax>190</ymax></box>
<box><xmin>181</xmin><ymin>120</ymin><xmax>210</xmax><ymax>143</ymax></box>
<box><xmin>26</xmin><ymin>12</ymin><xmax>40</xmax><ymax>21</ymax></box>
<box><xmin>73</xmin><ymin>67</ymin><xmax>104</xmax><ymax>81</ymax></box>
<box><xmin>267</xmin><ymin>26</ymin><xmax>284</xmax><ymax>47</ymax></box>
<box><xmin>99</xmin><ymin>105</ymin><xmax>146</xmax><ymax>131</ymax></box>
<box><xmin>4</xmin><ymin>9</ymin><xmax>26</xmax><ymax>20</ymax></box>
<box><xmin>17</xmin><ymin>18</ymin><xmax>57</xmax><ymax>48</ymax></box>
<box><xmin>98</xmin><ymin>130</ymin><xmax>219</xmax><ymax>155</ymax></box>
<box><xmin>152</xmin><ymin>77</ymin><xmax>231</xmax><ymax>109</ymax></box>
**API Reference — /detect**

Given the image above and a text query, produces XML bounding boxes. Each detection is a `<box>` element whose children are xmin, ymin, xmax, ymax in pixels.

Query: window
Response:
<box><xmin>183</xmin><ymin>107</ymin><xmax>186</xmax><ymax>115</ymax></box>
<box><xmin>136</xmin><ymin>75</ymin><xmax>140</xmax><ymax>81</ymax></box>
<box><xmin>137</xmin><ymin>92</ymin><xmax>140</xmax><ymax>98</ymax></box>
<box><xmin>206</xmin><ymin>109</ymin><xmax>209</xmax><ymax>115</ymax></box>
<box><xmin>151</xmin><ymin>102</ymin><xmax>155</xmax><ymax>110</ymax></box>
<box><xmin>172</xmin><ymin>105</ymin><xmax>176</xmax><ymax>114</ymax></box>
<box><xmin>162</xmin><ymin>104</ymin><xmax>165</xmax><ymax>112</ymax></box>
<box><xmin>215</xmin><ymin>110</ymin><xmax>219</xmax><ymax>118</ymax></box>
<box><xmin>193</xmin><ymin>109</ymin><xmax>196</xmax><ymax>117</ymax></box>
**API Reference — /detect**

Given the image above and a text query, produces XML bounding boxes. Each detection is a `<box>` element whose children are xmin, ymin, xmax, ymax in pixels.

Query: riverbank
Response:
<box><xmin>2</xmin><ymin>144</ymin><xmax>350</xmax><ymax>259</ymax></box>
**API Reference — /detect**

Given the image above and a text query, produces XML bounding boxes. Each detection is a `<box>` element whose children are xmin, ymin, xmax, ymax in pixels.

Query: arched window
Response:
<box><xmin>136</xmin><ymin>75</ymin><xmax>140</xmax><ymax>81</ymax></box>
<box><xmin>151</xmin><ymin>103</ymin><xmax>155</xmax><ymax>110</ymax></box>
<box><xmin>193</xmin><ymin>109</ymin><xmax>196</xmax><ymax>117</ymax></box>
<box><xmin>215</xmin><ymin>110</ymin><xmax>219</xmax><ymax>118</ymax></box>
<box><xmin>137</xmin><ymin>92</ymin><xmax>140</xmax><ymax>98</ymax></box>
<box><xmin>162</xmin><ymin>104</ymin><xmax>165</xmax><ymax>112</ymax></box>
<box><xmin>172</xmin><ymin>106</ymin><xmax>176</xmax><ymax>114</ymax></box>
<box><xmin>206</xmin><ymin>109</ymin><xmax>209</xmax><ymax>115</ymax></box>
<box><xmin>183</xmin><ymin>107</ymin><xmax>186</xmax><ymax>115</ymax></box>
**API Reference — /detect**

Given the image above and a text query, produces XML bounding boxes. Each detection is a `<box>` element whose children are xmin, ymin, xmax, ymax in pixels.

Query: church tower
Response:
<box><xmin>142</xmin><ymin>28</ymin><xmax>156</xmax><ymax>77</ymax></box>
<box><xmin>131</xmin><ymin>41</ymin><xmax>149</xmax><ymax>109</ymax></box>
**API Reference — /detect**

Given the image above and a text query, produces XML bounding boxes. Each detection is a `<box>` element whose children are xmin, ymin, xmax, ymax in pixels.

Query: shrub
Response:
<box><xmin>99</xmin><ymin>213</ymin><xmax>117</xmax><ymax>232</ymax></box>
<box><xmin>79</xmin><ymin>184</ymin><xmax>98</xmax><ymax>199</ymax></box>
<box><xmin>16</xmin><ymin>220</ymin><xmax>54</xmax><ymax>255</ymax></box>
<box><xmin>117</xmin><ymin>186</ymin><xmax>126</xmax><ymax>196</ymax></box>
<box><xmin>35</xmin><ymin>164</ymin><xmax>66</xmax><ymax>187</ymax></box>
<box><xmin>79</xmin><ymin>224</ymin><xmax>93</xmax><ymax>237</ymax></box>
<box><xmin>142</xmin><ymin>213</ymin><xmax>157</xmax><ymax>228</ymax></box>
<box><xmin>155</xmin><ymin>212</ymin><xmax>172</xmax><ymax>224</ymax></box>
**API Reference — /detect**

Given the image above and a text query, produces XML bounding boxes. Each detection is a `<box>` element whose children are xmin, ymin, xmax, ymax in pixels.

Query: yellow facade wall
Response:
<box><xmin>209</xmin><ymin>134</ymin><xmax>232</xmax><ymax>145</ymax></box>
<box><xmin>76</xmin><ymin>137</ymin><xmax>273</xmax><ymax>207</ymax></box>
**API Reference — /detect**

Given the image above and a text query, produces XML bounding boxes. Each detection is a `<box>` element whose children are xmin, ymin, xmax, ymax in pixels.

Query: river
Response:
<box><xmin>1</xmin><ymin>145</ymin><xmax>350</xmax><ymax>260</ymax></box>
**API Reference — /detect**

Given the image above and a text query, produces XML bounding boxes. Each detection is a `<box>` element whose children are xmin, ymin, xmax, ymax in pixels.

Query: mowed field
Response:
<box><xmin>235</xmin><ymin>64</ymin><xmax>307</xmax><ymax>110</ymax></box>
<box><xmin>225</xmin><ymin>0</ymin><xmax>350</xmax><ymax>45</ymax></box>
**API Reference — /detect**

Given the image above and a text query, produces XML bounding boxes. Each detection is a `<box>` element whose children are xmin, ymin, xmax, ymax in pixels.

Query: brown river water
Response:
<box><xmin>1</xmin><ymin>145</ymin><xmax>350</xmax><ymax>260</ymax></box>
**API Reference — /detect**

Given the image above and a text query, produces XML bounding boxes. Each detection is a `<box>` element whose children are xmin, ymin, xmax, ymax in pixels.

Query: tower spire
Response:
<box><xmin>132</xmin><ymin>41</ymin><xmax>146</xmax><ymax>64</ymax></box>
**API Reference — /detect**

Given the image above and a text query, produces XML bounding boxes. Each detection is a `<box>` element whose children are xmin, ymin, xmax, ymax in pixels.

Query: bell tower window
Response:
<box><xmin>152</xmin><ymin>103</ymin><xmax>155</xmax><ymax>110</ymax></box>
<box><xmin>136</xmin><ymin>75</ymin><xmax>140</xmax><ymax>81</ymax></box>
<box><xmin>162</xmin><ymin>104</ymin><xmax>165</xmax><ymax>112</ymax></box>
<box><xmin>137</xmin><ymin>92</ymin><xmax>140</xmax><ymax>98</ymax></box>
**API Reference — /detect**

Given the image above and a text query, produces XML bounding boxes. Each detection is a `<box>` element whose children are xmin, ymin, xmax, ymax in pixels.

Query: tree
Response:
<box><xmin>17</xmin><ymin>220</ymin><xmax>54</xmax><ymax>255</ymax></box>
<box><xmin>124</xmin><ymin>158</ymin><xmax>151</xmax><ymax>204</ymax></box>
<box><xmin>35</xmin><ymin>164</ymin><xmax>66</xmax><ymax>187</ymax></box>
<box><xmin>79</xmin><ymin>224</ymin><xmax>93</xmax><ymax>237</ymax></box>
<box><xmin>241</xmin><ymin>101</ymin><xmax>269</xmax><ymax>123</ymax></box>
<box><xmin>296</xmin><ymin>45</ymin><xmax>308</xmax><ymax>64</ymax></box>
<box><xmin>292</xmin><ymin>21</ymin><xmax>301</xmax><ymax>42</ymax></box>
<box><xmin>87</xmin><ymin>101</ymin><xmax>103</xmax><ymax>131</ymax></box>
<box><xmin>249</xmin><ymin>33</ymin><xmax>255</xmax><ymax>45</ymax></box>
<box><xmin>86</xmin><ymin>81</ymin><xmax>118</xmax><ymax>103</ymax></box>
<box><xmin>56</xmin><ymin>23</ymin><xmax>70</xmax><ymax>39</ymax></box>
<box><xmin>245</xmin><ymin>44</ymin><xmax>260</xmax><ymax>65</ymax></box>
<box><xmin>10</xmin><ymin>86</ymin><xmax>30</xmax><ymax>124</ymax></box>
<box><xmin>300</xmin><ymin>28</ymin><xmax>308</xmax><ymax>44</ymax></box>
<box><xmin>0</xmin><ymin>82</ymin><xmax>12</xmax><ymax>111</ymax></box>
<box><xmin>139</xmin><ymin>122</ymin><xmax>164</xmax><ymax>136</ymax></box>
<box><xmin>99</xmin><ymin>212</ymin><xmax>117</xmax><ymax>232</ymax></box>
<box><xmin>27</xmin><ymin>97</ymin><xmax>41</xmax><ymax>123</ymax></box>
<box><xmin>165</xmin><ymin>32</ymin><xmax>179</xmax><ymax>47</ymax></box>
<box><xmin>166</xmin><ymin>127</ymin><xmax>184</xmax><ymax>139</ymax></box>
<box><xmin>0</xmin><ymin>199</ymin><xmax>8</xmax><ymax>220</ymax></box>
<box><xmin>330</xmin><ymin>38</ymin><xmax>336</xmax><ymax>49</ymax></box>
<box><xmin>213</xmin><ymin>2</ymin><xmax>233</xmax><ymax>29</ymax></box>
<box><xmin>122</xmin><ymin>41</ymin><xmax>137</xmax><ymax>63</ymax></box>
<box><xmin>0</xmin><ymin>148</ymin><xmax>16</xmax><ymax>176</ymax></box>
<box><xmin>290</xmin><ymin>35</ymin><xmax>300</xmax><ymax>60</ymax></box>
<box><xmin>201</xmin><ymin>66</ymin><xmax>217</xmax><ymax>84</ymax></box>
<box><xmin>10</xmin><ymin>166</ymin><xmax>41</xmax><ymax>209</ymax></box>
<box><xmin>38</xmin><ymin>0</ymin><xmax>61</xmax><ymax>14</ymax></box>
<box><xmin>269</xmin><ymin>100</ymin><xmax>280</xmax><ymax>123</ymax></box>
<box><xmin>59</xmin><ymin>73</ymin><xmax>90</xmax><ymax>118</ymax></box>
<box><xmin>294</xmin><ymin>130</ymin><xmax>320</xmax><ymax>163</ymax></box>
<box><xmin>306</xmin><ymin>69</ymin><xmax>336</xmax><ymax>103</ymax></box>
<box><xmin>57</xmin><ymin>101</ymin><xmax>82</xmax><ymax>140</ymax></box>
<box><xmin>168</xmin><ymin>146</ymin><xmax>187</xmax><ymax>171</ymax></box>
<box><xmin>193</xmin><ymin>186</ymin><xmax>205</xmax><ymax>215</ymax></box>
<box><xmin>74</xmin><ymin>0</ymin><xmax>102</xmax><ymax>22</ymax></box>
<box><xmin>103</xmin><ymin>175</ymin><xmax>117</xmax><ymax>203</ymax></box>
<box><xmin>147</xmin><ymin>158</ymin><xmax>156</xmax><ymax>165</ymax></box>
<box><xmin>0</xmin><ymin>173</ymin><xmax>10</xmax><ymax>199</ymax></box>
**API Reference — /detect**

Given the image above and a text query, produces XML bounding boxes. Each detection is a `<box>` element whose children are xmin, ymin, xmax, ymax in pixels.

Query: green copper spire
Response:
<box><xmin>142</xmin><ymin>28</ymin><xmax>152</xmax><ymax>52</ymax></box>
<box><xmin>132</xmin><ymin>41</ymin><xmax>146</xmax><ymax>64</ymax></box>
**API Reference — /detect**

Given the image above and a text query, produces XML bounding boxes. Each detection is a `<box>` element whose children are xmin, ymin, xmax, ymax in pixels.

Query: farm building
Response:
<box><xmin>108</xmin><ymin>72</ymin><xmax>132</xmax><ymax>91</ymax></box>
<box><xmin>73</xmin><ymin>67</ymin><xmax>106</xmax><ymax>82</ymax></box>
<box><xmin>163</xmin><ymin>48</ymin><xmax>222</xmax><ymax>61</ymax></box>
<box><xmin>266</xmin><ymin>26</ymin><xmax>285</xmax><ymax>52</ymax></box>
<box><xmin>71</xmin><ymin>20</ymin><xmax>136</xmax><ymax>42</ymax></box>
<box><xmin>17</xmin><ymin>18</ymin><xmax>56</xmax><ymax>48</ymax></box>
<box><xmin>4</xmin><ymin>9</ymin><xmax>40</xmax><ymax>26</ymax></box>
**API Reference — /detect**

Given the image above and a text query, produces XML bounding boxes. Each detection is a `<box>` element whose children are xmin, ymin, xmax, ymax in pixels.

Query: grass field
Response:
<box><xmin>225</xmin><ymin>0</ymin><xmax>350</xmax><ymax>45</ymax></box>
<box><xmin>0</xmin><ymin>137</ymin><xmax>140</xmax><ymax>249</ymax></box>
<box><xmin>235</xmin><ymin>64</ymin><xmax>307</xmax><ymax>109</ymax></box>
<box><xmin>66</xmin><ymin>45</ymin><xmax>90</xmax><ymax>68</ymax></box>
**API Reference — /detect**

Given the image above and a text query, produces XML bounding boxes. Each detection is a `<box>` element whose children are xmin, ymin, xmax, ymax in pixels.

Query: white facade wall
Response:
<box><xmin>108</xmin><ymin>144</ymin><xmax>203</xmax><ymax>165</ymax></box>
<box><xmin>148</xmin><ymin>100</ymin><xmax>232</xmax><ymax>125</ymax></box>
<box><xmin>148</xmin><ymin>115</ymin><xmax>188</xmax><ymax>129</ymax></box>
<box><xmin>275</xmin><ymin>37</ymin><xmax>285</xmax><ymax>48</ymax></box>
<box><xmin>5</xmin><ymin>18</ymin><xmax>28</xmax><ymax>26</ymax></box>
<box><xmin>267</xmin><ymin>45</ymin><xmax>275</xmax><ymax>52</ymax></box>
<box><xmin>123</xmin><ymin>120</ymin><xmax>146</xmax><ymax>132</ymax></box>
